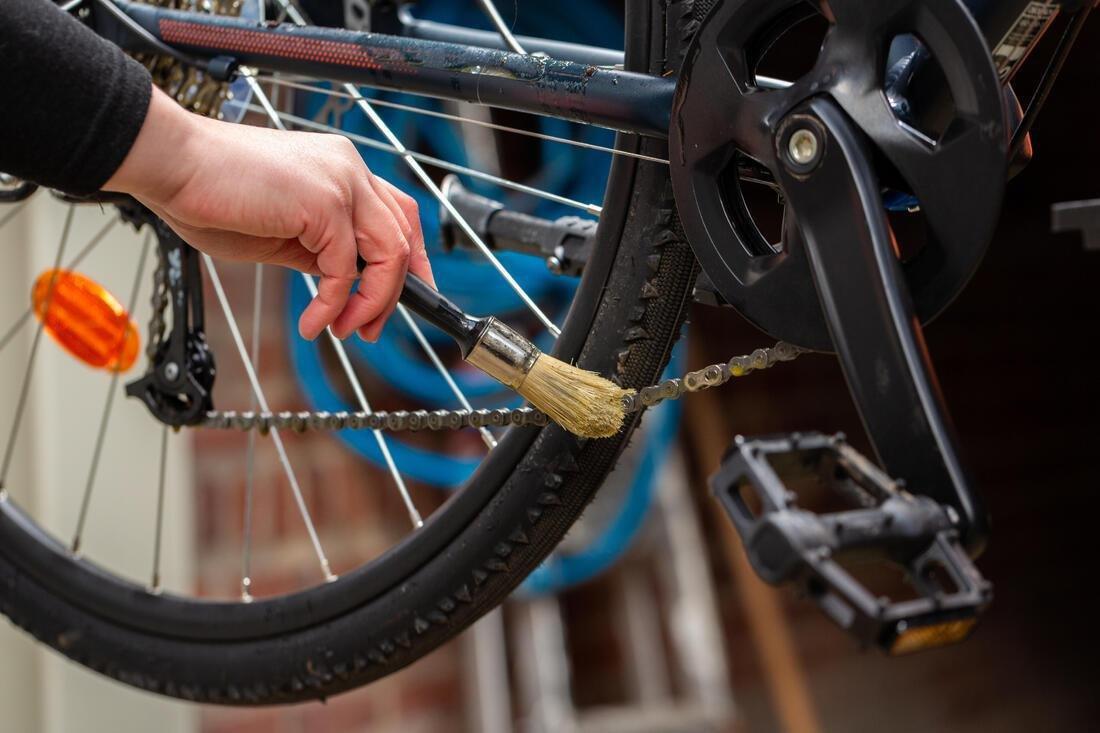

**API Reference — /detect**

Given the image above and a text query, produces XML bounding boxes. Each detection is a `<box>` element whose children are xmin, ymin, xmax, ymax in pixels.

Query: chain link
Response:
<box><xmin>200</xmin><ymin>342</ymin><xmax>805</xmax><ymax>434</ymax></box>
<box><xmin>146</xmin><ymin>244</ymin><xmax>169</xmax><ymax>364</ymax></box>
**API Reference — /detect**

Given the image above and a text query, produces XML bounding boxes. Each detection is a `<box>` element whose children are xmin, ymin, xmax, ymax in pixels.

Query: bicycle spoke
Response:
<box><xmin>250</xmin><ymin>77</ymin><xmax>493</xmax><ymax>464</ymax></box>
<box><xmin>204</xmin><ymin>255</ymin><xmax>336</xmax><ymax>582</ymax></box>
<box><xmin>258</xmin><ymin>77</ymin><xmax>668</xmax><ymax>166</ymax></box>
<box><xmin>343</xmin><ymin>85</ymin><xmax>562</xmax><ymax>336</ymax></box>
<box><xmin>240</xmin><ymin>263</ymin><xmax>262</xmax><ymax>601</ymax></box>
<box><xmin>62</xmin><ymin>216</ymin><xmax>118</xmax><ymax>270</ymax></box>
<box><xmin>0</xmin><ymin>312</ymin><xmax>32</xmax><ymax>358</ymax></box>
<box><xmin>256</xmin><ymin>3</ymin><xmax>562</xmax><ymax>335</ymax></box>
<box><xmin>274</xmin><ymin>0</ymin><xmax>307</xmax><ymax>25</ymax></box>
<box><xmin>303</xmin><ymin>275</ymin><xmax>424</xmax><ymax>529</ymax></box>
<box><xmin>244</xmin><ymin>72</ymin><xmax>426</xmax><ymax>528</ymax></box>
<box><xmin>396</xmin><ymin>304</ymin><xmax>497</xmax><ymax>450</ymax></box>
<box><xmin>0</xmin><ymin>201</ymin><xmax>27</xmax><ymax>232</ymax></box>
<box><xmin>0</xmin><ymin>216</ymin><xmax>117</xmax><ymax>356</ymax></box>
<box><xmin>150</xmin><ymin>424</ymin><xmax>168</xmax><ymax>591</ymax></box>
<box><xmin>0</xmin><ymin>206</ymin><xmax>75</xmax><ymax>495</ymax></box>
<box><xmin>72</xmin><ymin>231</ymin><xmax>152</xmax><ymax>554</ymax></box>
<box><xmin>477</xmin><ymin>0</ymin><xmax>528</xmax><ymax>55</ymax></box>
<box><xmin>244</xmin><ymin>104</ymin><xmax>600</xmax><ymax>215</ymax></box>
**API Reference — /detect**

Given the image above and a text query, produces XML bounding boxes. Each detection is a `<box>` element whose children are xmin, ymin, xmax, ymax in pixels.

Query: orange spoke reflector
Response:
<box><xmin>32</xmin><ymin>269</ymin><xmax>140</xmax><ymax>373</ymax></box>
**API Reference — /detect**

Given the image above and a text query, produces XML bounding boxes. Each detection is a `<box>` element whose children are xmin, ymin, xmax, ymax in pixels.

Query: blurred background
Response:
<box><xmin>1</xmin><ymin>3</ymin><xmax>1098</xmax><ymax>732</ymax></box>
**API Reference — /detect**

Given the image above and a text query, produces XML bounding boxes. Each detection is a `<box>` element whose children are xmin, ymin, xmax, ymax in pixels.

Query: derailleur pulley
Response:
<box><xmin>123</xmin><ymin>208</ymin><xmax>216</xmax><ymax>427</ymax></box>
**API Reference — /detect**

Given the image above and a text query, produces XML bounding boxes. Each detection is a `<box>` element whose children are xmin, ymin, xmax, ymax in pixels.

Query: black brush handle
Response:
<box><xmin>399</xmin><ymin>273</ymin><xmax>486</xmax><ymax>356</ymax></box>
<box><xmin>356</xmin><ymin>255</ymin><xmax>485</xmax><ymax>355</ymax></box>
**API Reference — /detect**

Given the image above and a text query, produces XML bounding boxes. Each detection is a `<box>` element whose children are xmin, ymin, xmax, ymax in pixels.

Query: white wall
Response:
<box><xmin>0</xmin><ymin>195</ymin><xmax>199</xmax><ymax>733</ymax></box>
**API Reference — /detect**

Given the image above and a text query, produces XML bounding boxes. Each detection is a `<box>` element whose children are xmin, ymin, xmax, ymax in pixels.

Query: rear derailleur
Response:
<box><xmin>118</xmin><ymin>203</ymin><xmax>216</xmax><ymax>427</ymax></box>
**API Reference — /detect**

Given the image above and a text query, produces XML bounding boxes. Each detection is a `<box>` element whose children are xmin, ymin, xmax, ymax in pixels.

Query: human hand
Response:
<box><xmin>105</xmin><ymin>87</ymin><xmax>433</xmax><ymax>342</ymax></box>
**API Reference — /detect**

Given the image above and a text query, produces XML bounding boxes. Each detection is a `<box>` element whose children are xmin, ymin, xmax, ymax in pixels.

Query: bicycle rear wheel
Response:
<box><xmin>0</xmin><ymin>0</ymin><xmax>700</xmax><ymax>704</ymax></box>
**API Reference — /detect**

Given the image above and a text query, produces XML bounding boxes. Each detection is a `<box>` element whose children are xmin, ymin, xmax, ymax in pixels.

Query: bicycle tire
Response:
<box><xmin>0</xmin><ymin>0</ymin><xmax>700</xmax><ymax>704</ymax></box>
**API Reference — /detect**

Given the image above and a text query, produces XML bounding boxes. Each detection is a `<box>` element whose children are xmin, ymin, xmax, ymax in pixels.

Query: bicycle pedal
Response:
<box><xmin>710</xmin><ymin>433</ymin><xmax>991</xmax><ymax>655</ymax></box>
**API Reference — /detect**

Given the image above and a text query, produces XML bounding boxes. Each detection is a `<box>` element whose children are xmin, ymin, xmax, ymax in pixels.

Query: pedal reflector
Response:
<box><xmin>888</xmin><ymin>617</ymin><xmax>977</xmax><ymax>656</ymax></box>
<box><xmin>32</xmin><ymin>269</ymin><xmax>139</xmax><ymax>372</ymax></box>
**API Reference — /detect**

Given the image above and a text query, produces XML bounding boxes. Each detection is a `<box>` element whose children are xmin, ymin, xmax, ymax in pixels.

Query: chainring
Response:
<box><xmin>670</xmin><ymin>0</ymin><xmax>1008</xmax><ymax>351</ymax></box>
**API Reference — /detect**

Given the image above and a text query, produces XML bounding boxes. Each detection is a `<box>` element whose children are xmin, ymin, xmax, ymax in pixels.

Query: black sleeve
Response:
<box><xmin>0</xmin><ymin>0</ymin><xmax>153</xmax><ymax>195</ymax></box>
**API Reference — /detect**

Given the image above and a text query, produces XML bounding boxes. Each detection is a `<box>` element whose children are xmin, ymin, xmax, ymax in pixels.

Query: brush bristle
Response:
<box><xmin>518</xmin><ymin>355</ymin><xmax>634</xmax><ymax>438</ymax></box>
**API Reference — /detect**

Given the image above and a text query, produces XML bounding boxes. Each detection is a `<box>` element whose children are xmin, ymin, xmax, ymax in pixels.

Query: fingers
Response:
<box><xmin>150</xmin><ymin>125</ymin><xmax>433</xmax><ymax>343</ymax></box>
<box><xmin>298</xmin><ymin>273</ymin><xmax>358</xmax><ymax>342</ymax></box>
<box><xmin>335</xmin><ymin>254</ymin><xmax>406</xmax><ymax>343</ymax></box>
<box><xmin>349</xmin><ymin>177</ymin><xmax>431</xmax><ymax>341</ymax></box>
<box><xmin>143</xmin><ymin>199</ymin><xmax>319</xmax><ymax>272</ymax></box>
<box><xmin>296</xmin><ymin>145</ymin><xmax>412</xmax><ymax>340</ymax></box>
<box><xmin>376</xmin><ymin>178</ymin><xmax>434</xmax><ymax>288</ymax></box>
<box><xmin>294</xmin><ymin>180</ymin><xmax>359</xmax><ymax>341</ymax></box>
<box><xmin>328</xmin><ymin>172</ymin><xmax>412</xmax><ymax>341</ymax></box>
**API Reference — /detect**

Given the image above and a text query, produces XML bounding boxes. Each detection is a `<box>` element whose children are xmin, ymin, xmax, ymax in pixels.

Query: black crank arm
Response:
<box><xmin>774</xmin><ymin>98</ymin><xmax>988</xmax><ymax>551</ymax></box>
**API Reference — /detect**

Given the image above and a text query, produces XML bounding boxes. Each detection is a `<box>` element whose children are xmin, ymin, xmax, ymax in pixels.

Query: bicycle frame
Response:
<box><xmin>91</xmin><ymin>0</ymin><xmax>1092</xmax><ymax>141</ymax></box>
<box><xmin>93</xmin><ymin>0</ymin><xmax>675</xmax><ymax>136</ymax></box>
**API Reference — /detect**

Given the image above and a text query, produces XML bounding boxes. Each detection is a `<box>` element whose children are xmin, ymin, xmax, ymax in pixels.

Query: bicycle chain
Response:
<box><xmin>198</xmin><ymin>341</ymin><xmax>806</xmax><ymax>434</ymax></box>
<box><xmin>146</xmin><ymin>244</ymin><xmax>170</xmax><ymax>364</ymax></box>
<box><xmin>138</xmin><ymin>212</ymin><xmax>804</xmax><ymax>434</ymax></box>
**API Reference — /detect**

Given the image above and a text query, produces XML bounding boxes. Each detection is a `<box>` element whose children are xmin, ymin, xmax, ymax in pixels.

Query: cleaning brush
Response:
<box><xmin>397</xmin><ymin>273</ymin><xmax>631</xmax><ymax>438</ymax></box>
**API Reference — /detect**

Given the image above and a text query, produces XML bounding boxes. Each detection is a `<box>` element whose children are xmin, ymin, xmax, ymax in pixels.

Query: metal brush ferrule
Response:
<box><xmin>466</xmin><ymin>318</ymin><xmax>540</xmax><ymax>390</ymax></box>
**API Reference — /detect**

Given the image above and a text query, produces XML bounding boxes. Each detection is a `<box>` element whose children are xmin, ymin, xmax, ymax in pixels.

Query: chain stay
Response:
<box><xmin>201</xmin><ymin>342</ymin><xmax>805</xmax><ymax>434</ymax></box>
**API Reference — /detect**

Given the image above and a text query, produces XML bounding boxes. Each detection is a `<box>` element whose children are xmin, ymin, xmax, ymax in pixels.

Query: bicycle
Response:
<box><xmin>0</xmin><ymin>0</ymin><xmax>1092</xmax><ymax>706</ymax></box>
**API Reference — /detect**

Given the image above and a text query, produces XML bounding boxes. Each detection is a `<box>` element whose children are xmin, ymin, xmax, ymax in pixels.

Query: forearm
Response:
<box><xmin>104</xmin><ymin>86</ymin><xmax>202</xmax><ymax>203</ymax></box>
<box><xmin>0</xmin><ymin>0</ymin><xmax>152</xmax><ymax>195</ymax></box>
